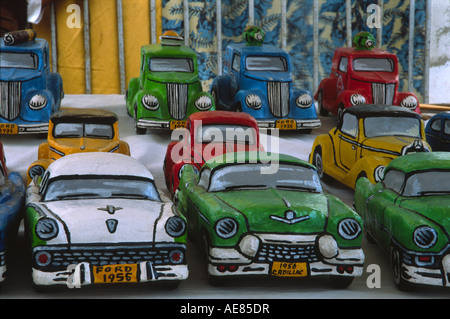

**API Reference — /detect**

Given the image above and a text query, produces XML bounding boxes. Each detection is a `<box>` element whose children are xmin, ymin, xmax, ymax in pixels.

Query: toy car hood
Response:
<box><xmin>212</xmin><ymin>189</ymin><xmax>329</xmax><ymax>233</ymax></box>
<box><xmin>350</xmin><ymin>70</ymin><xmax>398</xmax><ymax>84</ymax></box>
<box><xmin>361</xmin><ymin>136</ymin><xmax>427</xmax><ymax>155</ymax></box>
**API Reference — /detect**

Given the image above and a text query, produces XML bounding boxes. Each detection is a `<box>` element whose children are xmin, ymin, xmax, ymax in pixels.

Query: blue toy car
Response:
<box><xmin>0</xmin><ymin>142</ymin><xmax>25</xmax><ymax>283</ymax></box>
<box><xmin>210</xmin><ymin>27</ymin><xmax>320</xmax><ymax>131</ymax></box>
<box><xmin>425</xmin><ymin>112</ymin><xmax>450</xmax><ymax>151</ymax></box>
<box><xmin>0</xmin><ymin>38</ymin><xmax>63</xmax><ymax>134</ymax></box>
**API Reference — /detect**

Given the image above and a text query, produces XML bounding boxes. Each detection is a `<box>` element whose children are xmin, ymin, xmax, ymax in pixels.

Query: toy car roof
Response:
<box><xmin>228</xmin><ymin>43</ymin><xmax>290</xmax><ymax>56</ymax></box>
<box><xmin>0</xmin><ymin>38</ymin><xmax>47</xmax><ymax>51</ymax></box>
<box><xmin>343</xmin><ymin>104</ymin><xmax>422</xmax><ymax>119</ymax></box>
<box><xmin>386</xmin><ymin>152</ymin><xmax>450</xmax><ymax>174</ymax></box>
<box><xmin>141</xmin><ymin>42</ymin><xmax>197</xmax><ymax>59</ymax></box>
<box><xmin>335</xmin><ymin>47</ymin><xmax>397</xmax><ymax>57</ymax></box>
<box><xmin>188</xmin><ymin>111</ymin><xmax>258</xmax><ymax>127</ymax></box>
<box><xmin>45</xmin><ymin>152</ymin><xmax>154</xmax><ymax>180</ymax></box>
<box><xmin>202</xmin><ymin>151</ymin><xmax>316</xmax><ymax>171</ymax></box>
<box><xmin>50</xmin><ymin>108</ymin><xmax>118</xmax><ymax>124</ymax></box>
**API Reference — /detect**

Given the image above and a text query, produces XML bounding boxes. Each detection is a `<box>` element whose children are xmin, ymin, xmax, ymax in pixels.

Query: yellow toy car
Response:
<box><xmin>27</xmin><ymin>108</ymin><xmax>130</xmax><ymax>184</ymax></box>
<box><xmin>309</xmin><ymin>105</ymin><xmax>431</xmax><ymax>189</ymax></box>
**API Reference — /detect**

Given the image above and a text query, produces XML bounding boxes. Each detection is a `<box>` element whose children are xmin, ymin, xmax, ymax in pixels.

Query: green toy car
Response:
<box><xmin>354</xmin><ymin>152</ymin><xmax>450</xmax><ymax>290</ymax></box>
<box><xmin>175</xmin><ymin>151</ymin><xmax>364</xmax><ymax>288</ymax></box>
<box><xmin>125</xmin><ymin>31</ymin><xmax>215</xmax><ymax>133</ymax></box>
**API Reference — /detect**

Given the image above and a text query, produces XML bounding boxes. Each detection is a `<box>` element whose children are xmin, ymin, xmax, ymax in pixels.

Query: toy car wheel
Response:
<box><xmin>329</xmin><ymin>276</ymin><xmax>354</xmax><ymax>289</ymax></box>
<box><xmin>318</xmin><ymin>90</ymin><xmax>329</xmax><ymax>116</ymax></box>
<box><xmin>390</xmin><ymin>246</ymin><xmax>412</xmax><ymax>291</ymax></box>
<box><xmin>134</xmin><ymin>104</ymin><xmax>146</xmax><ymax>135</ymax></box>
<box><xmin>211</xmin><ymin>87</ymin><xmax>219</xmax><ymax>108</ymax></box>
<box><xmin>337</xmin><ymin>104</ymin><xmax>345</xmax><ymax>121</ymax></box>
<box><xmin>313</xmin><ymin>148</ymin><xmax>328</xmax><ymax>181</ymax></box>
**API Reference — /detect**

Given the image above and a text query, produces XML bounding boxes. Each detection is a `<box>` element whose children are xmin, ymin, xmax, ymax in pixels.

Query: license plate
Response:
<box><xmin>93</xmin><ymin>264</ymin><xmax>138</xmax><ymax>284</ymax></box>
<box><xmin>0</xmin><ymin>123</ymin><xmax>18</xmax><ymax>134</ymax></box>
<box><xmin>275</xmin><ymin>119</ymin><xmax>296</xmax><ymax>130</ymax></box>
<box><xmin>170</xmin><ymin>120</ymin><xmax>186</xmax><ymax>130</ymax></box>
<box><xmin>271</xmin><ymin>261</ymin><xmax>307</xmax><ymax>277</ymax></box>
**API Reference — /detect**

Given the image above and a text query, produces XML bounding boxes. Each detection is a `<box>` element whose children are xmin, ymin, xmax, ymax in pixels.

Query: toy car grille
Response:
<box><xmin>267</xmin><ymin>81</ymin><xmax>289</xmax><ymax>117</ymax></box>
<box><xmin>0</xmin><ymin>81</ymin><xmax>21</xmax><ymax>121</ymax></box>
<box><xmin>255</xmin><ymin>243</ymin><xmax>319</xmax><ymax>263</ymax></box>
<box><xmin>32</xmin><ymin>243</ymin><xmax>186</xmax><ymax>271</ymax></box>
<box><xmin>372</xmin><ymin>82</ymin><xmax>395</xmax><ymax>105</ymax></box>
<box><xmin>167</xmin><ymin>83</ymin><xmax>188</xmax><ymax>120</ymax></box>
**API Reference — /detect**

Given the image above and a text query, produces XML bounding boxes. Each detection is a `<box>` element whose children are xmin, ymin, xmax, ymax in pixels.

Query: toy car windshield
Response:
<box><xmin>53</xmin><ymin>123</ymin><xmax>114</xmax><ymax>139</ymax></box>
<box><xmin>150</xmin><ymin>58</ymin><xmax>194</xmax><ymax>72</ymax></box>
<box><xmin>0</xmin><ymin>51</ymin><xmax>38</xmax><ymax>69</ymax></box>
<box><xmin>352</xmin><ymin>58</ymin><xmax>394</xmax><ymax>72</ymax></box>
<box><xmin>197</xmin><ymin>124</ymin><xmax>257</xmax><ymax>144</ymax></box>
<box><xmin>363</xmin><ymin>116</ymin><xmax>421</xmax><ymax>138</ymax></box>
<box><xmin>245</xmin><ymin>56</ymin><xmax>288</xmax><ymax>71</ymax></box>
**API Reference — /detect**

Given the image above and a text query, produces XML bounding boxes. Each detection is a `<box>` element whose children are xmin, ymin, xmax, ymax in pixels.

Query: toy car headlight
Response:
<box><xmin>142</xmin><ymin>94</ymin><xmax>159</xmax><ymax>110</ymax></box>
<box><xmin>413</xmin><ymin>226</ymin><xmax>437</xmax><ymax>249</ymax></box>
<box><xmin>29</xmin><ymin>94</ymin><xmax>47</xmax><ymax>110</ymax></box>
<box><xmin>165</xmin><ymin>216</ymin><xmax>186</xmax><ymax>238</ymax></box>
<box><xmin>35</xmin><ymin>217</ymin><xmax>59</xmax><ymax>240</ymax></box>
<box><xmin>373</xmin><ymin>165</ymin><xmax>386</xmax><ymax>182</ymax></box>
<box><xmin>238</xmin><ymin>234</ymin><xmax>261</xmax><ymax>258</ymax></box>
<box><xmin>245</xmin><ymin>94</ymin><xmax>262</xmax><ymax>109</ymax></box>
<box><xmin>296</xmin><ymin>94</ymin><xmax>313</xmax><ymax>108</ymax></box>
<box><xmin>195</xmin><ymin>96</ymin><xmax>213</xmax><ymax>110</ymax></box>
<box><xmin>318</xmin><ymin>235</ymin><xmax>339</xmax><ymax>258</ymax></box>
<box><xmin>338</xmin><ymin>218</ymin><xmax>362</xmax><ymax>240</ymax></box>
<box><xmin>400</xmin><ymin>96</ymin><xmax>417</xmax><ymax>109</ymax></box>
<box><xmin>350</xmin><ymin>94</ymin><xmax>366</xmax><ymax>106</ymax></box>
<box><xmin>215</xmin><ymin>217</ymin><xmax>238</xmax><ymax>239</ymax></box>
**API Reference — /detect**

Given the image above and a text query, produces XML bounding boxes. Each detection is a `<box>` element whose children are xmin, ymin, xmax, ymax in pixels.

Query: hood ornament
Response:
<box><xmin>106</xmin><ymin>219</ymin><xmax>118</xmax><ymax>233</ymax></box>
<box><xmin>270</xmin><ymin>210</ymin><xmax>310</xmax><ymax>224</ymax></box>
<box><xmin>98</xmin><ymin>205</ymin><xmax>122</xmax><ymax>215</ymax></box>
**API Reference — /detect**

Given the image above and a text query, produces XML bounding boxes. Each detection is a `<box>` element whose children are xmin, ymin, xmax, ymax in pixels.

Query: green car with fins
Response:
<box><xmin>354</xmin><ymin>152</ymin><xmax>450</xmax><ymax>290</ymax></box>
<box><xmin>176</xmin><ymin>151</ymin><xmax>364</xmax><ymax>288</ymax></box>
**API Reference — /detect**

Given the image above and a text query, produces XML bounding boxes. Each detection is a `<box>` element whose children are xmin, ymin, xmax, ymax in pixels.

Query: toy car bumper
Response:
<box><xmin>137</xmin><ymin>119</ymin><xmax>186</xmax><ymax>130</ymax></box>
<box><xmin>31</xmin><ymin>261</ymin><xmax>189</xmax><ymax>287</ymax></box>
<box><xmin>256</xmin><ymin>118</ymin><xmax>321</xmax><ymax>130</ymax></box>
<box><xmin>0</xmin><ymin>122</ymin><xmax>49</xmax><ymax>134</ymax></box>
<box><xmin>400</xmin><ymin>254</ymin><xmax>450</xmax><ymax>287</ymax></box>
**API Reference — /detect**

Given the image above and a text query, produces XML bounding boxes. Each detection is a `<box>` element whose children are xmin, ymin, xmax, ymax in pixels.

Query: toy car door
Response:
<box><xmin>338</xmin><ymin>112</ymin><xmax>359</xmax><ymax>170</ymax></box>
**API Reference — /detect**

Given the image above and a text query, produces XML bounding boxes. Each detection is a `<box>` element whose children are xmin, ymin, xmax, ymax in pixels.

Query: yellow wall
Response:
<box><xmin>33</xmin><ymin>0</ymin><xmax>162</xmax><ymax>94</ymax></box>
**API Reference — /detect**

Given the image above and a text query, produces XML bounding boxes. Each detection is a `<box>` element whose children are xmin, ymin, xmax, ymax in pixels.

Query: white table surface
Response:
<box><xmin>0</xmin><ymin>94</ymin><xmax>447</xmax><ymax>302</ymax></box>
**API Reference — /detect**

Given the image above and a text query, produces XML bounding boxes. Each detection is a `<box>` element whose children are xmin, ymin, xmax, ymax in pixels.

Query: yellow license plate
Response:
<box><xmin>275</xmin><ymin>119</ymin><xmax>296</xmax><ymax>130</ymax></box>
<box><xmin>0</xmin><ymin>123</ymin><xmax>18</xmax><ymax>134</ymax></box>
<box><xmin>271</xmin><ymin>261</ymin><xmax>308</xmax><ymax>277</ymax></box>
<box><xmin>93</xmin><ymin>264</ymin><xmax>138</xmax><ymax>284</ymax></box>
<box><xmin>170</xmin><ymin>120</ymin><xmax>186</xmax><ymax>130</ymax></box>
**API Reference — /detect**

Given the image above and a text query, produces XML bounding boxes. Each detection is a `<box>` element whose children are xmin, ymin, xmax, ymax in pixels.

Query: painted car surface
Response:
<box><xmin>309</xmin><ymin>104</ymin><xmax>430</xmax><ymax>189</ymax></box>
<box><xmin>0</xmin><ymin>38</ymin><xmax>63</xmax><ymax>134</ymax></box>
<box><xmin>210</xmin><ymin>43</ymin><xmax>320</xmax><ymax>131</ymax></box>
<box><xmin>163</xmin><ymin>110</ymin><xmax>262</xmax><ymax>195</ymax></box>
<box><xmin>125</xmin><ymin>31</ymin><xmax>214</xmax><ymax>134</ymax></box>
<box><xmin>0</xmin><ymin>142</ymin><xmax>25</xmax><ymax>283</ymax></box>
<box><xmin>25</xmin><ymin>152</ymin><xmax>188</xmax><ymax>287</ymax></box>
<box><xmin>425</xmin><ymin>112</ymin><xmax>450</xmax><ymax>151</ymax></box>
<box><xmin>176</xmin><ymin>151</ymin><xmax>364</xmax><ymax>288</ymax></box>
<box><xmin>315</xmin><ymin>46</ymin><xmax>420</xmax><ymax>118</ymax></box>
<box><xmin>354</xmin><ymin>152</ymin><xmax>450</xmax><ymax>290</ymax></box>
<box><xmin>26</xmin><ymin>108</ymin><xmax>130</xmax><ymax>184</ymax></box>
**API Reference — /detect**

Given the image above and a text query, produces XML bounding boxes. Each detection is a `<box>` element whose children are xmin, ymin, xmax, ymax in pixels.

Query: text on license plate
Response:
<box><xmin>275</xmin><ymin>119</ymin><xmax>296</xmax><ymax>130</ymax></box>
<box><xmin>170</xmin><ymin>120</ymin><xmax>186</xmax><ymax>130</ymax></box>
<box><xmin>93</xmin><ymin>264</ymin><xmax>138</xmax><ymax>283</ymax></box>
<box><xmin>0</xmin><ymin>123</ymin><xmax>18</xmax><ymax>134</ymax></box>
<box><xmin>271</xmin><ymin>261</ymin><xmax>307</xmax><ymax>277</ymax></box>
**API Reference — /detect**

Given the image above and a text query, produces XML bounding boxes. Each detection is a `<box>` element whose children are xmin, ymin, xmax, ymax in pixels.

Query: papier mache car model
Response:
<box><xmin>26</xmin><ymin>108</ymin><xmax>131</xmax><ymax>184</ymax></box>
<box><xmin>310</xmin><ymin>104</ymin><xmax>430</xmax><ymax>189</ymax></box>
<box><xmin>125</xmin><ymin>31</ymin><xmax>215</xmax><ymax>134</ymax></box>
<box><xmin>163</xmin><ymin>110</ymin><xmax>262</xmax><ymax>195</ymax></box>
<box><xmin>0</xmin><ymin>32</ymin><xmax>63</xmax><ymax>134</ymax></box>
<box><xmin>176</xmin><ymin>151</ymin><xmax>364</xmax><ymax>288</ymax></box>
<box><xmin>25</xmin><ymin>152</ymin><xmax>188</xmax><ymax>288</ymax></box>
<box><xmin>210</xmin><ymin>26</ymin><xmax>320</xmax><ymax>131</ymax></box>
<box><xmin>315</xmin><ymin>32</ymin><xmax>420</xmax><ymax>119</ymax></box>
<box><xmin>425</xmin><ymin>112</ymin><xmax>450</xmax><ymax>152</ymax></box>
<box><xmin>354</xmin><ymin>152</ymin><xmax>450</xmax><ymax>290</ymax></box>
<box><xmin>0</xmin><ymin>142</ymin><xmax>25</xmax><ymax>283</ymax></box>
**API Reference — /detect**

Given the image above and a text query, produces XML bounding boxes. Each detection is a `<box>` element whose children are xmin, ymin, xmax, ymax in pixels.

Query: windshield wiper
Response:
<box><xmin>53</xmin><ymin>193</ymin><xmax>100</xmax><ymax>200</ymax></box>
<box><xmin>275</xmin><ymin>185</ymin><xmax>318</xmax><ymax>192</ymax></box>
<box><xmin>224</xmin><ymin>184</ymin><xmax>267</xmax><ymax>191</ymax></box>
<box><xmin>417</xmin><ymin>191</ymin><xmax>450</xmax><ymax>196</ymax></box>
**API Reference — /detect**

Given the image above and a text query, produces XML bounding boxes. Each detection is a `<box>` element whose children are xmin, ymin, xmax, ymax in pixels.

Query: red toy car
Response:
<box><xmin>315</xmin><ymin>38</ymin><xmax>420</xmax><ymax>118</ymax></box>
<box><xmin>163</xmin><ymin>111</ymin><xmax>262</xmax><ymax>195</ymax></box>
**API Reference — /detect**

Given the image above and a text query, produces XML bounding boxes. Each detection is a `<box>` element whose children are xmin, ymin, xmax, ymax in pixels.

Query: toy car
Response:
<box><xmin>176</xmin><ymin>151</ymin><xmax>364</xmax><ymax>288</ymax></box>
<box><xmin>26</xmin><ymin>108</ymin><xmax>131</xmax><ymax>184</ymax></box>
<box><xmin>0</xmin><ymin>142</ymin><xmax>25</xmax><ymax>283</ymax></box>
<box><xmin>163</xmin><ymin>110</ymin><xmax>262</xmax><ymax>195</ymax></box>
<box><xmin>309</xmin><ymin>104</ymin><xmax>430</xmax><ymax>189</ymax></box>
<box><xmin>25</xmin><ymin>152</ymin><xmax>188</xmax><ymax>288</ymax></box>
<box><xmin>210</xmin><ymin>27</ymin><xmax>320</xmax><ymax>131</ymax></box>
<box><xmin>425</xmin><ymin>112</ymin><xmax>450</xmax><ymax>151</ymax></box>
<box><xmin>354</xmin><ymin>152</ymin><xmax>450</xmax><ymax>290</ymax></box>
<box><xmin>125</xmin><ymin>31</ymin><xmax>214</xmax><ymax>134</ymax></box>
<box><xmin>0</xmin><ymin>37</ymin><xmax>63</xmax><ymax>134</ymax></box>
<box><xmin>315</xmin><ymin>32</ymin><xmax>420</xmax><ymax>118</ymax></box>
